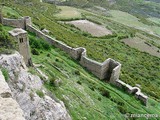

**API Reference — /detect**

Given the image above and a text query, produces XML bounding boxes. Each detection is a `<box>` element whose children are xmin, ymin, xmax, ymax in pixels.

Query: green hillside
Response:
<box><xmin>0</xmin><ymin>0</ymin><xmax>160</xmax><ymax>119</ymax></box>
<box><xmin>44</xmin><ymin>0</ymin><xmax>160</xmax><ymax>18</ymax></box>
<box><xmin>29</xmin><ymin>32</ymin><xmax>160</xmax><ymax>120</ymax></box>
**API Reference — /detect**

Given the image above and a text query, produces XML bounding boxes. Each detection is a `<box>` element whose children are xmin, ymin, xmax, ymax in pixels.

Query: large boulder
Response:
<box><xmin>0</xmin><ymin>52</ymin><xmax>71</xmax><ymax>120</ymax></box>
<box><xmin>0</xmin><ymin>70</ymin><xmax>25</xmax><ymax>120</ymax></box>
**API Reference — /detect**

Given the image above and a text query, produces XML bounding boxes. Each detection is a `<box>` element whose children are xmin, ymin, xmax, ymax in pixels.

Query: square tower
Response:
<box><xmin>9</xmin><ymin>28</ymin><xmax>32</xmax><ymax>66</ymax></box>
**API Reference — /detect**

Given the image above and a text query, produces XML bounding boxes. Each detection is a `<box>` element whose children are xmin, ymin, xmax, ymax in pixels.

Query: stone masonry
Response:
<box><xmin>1</xmin><ymin>16</ymin><xmax>148</xmax><ymax>105</ymax></box>
<box><xmin>9</xmin><ymin>28</ymin><xmax>32</xmax><ymax>67</ymax></box>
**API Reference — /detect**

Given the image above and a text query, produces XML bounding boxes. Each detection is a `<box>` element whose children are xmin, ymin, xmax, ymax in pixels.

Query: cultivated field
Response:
<box><xmin>108</xmin><ymin>10</ymin><xmax>160</xmax><ymax>37</ymax></box>
<box><xmin>55</xmin><ymin>6</ymin><xmax>82</xmax><ymax>19</ymax></box>
<box><xmin>66</xmin><ymin>20</ymin><xmax>112</xmax><ymax>37</ymax></box>
<box><xmin>123</xmin><ymin>37</ymin><xmax>160</xmax><ymax>58</ymax></box>
<box><xmin>2</xmin><ymin>1</ymin><xmax>160</xmax><ymax>119</ymax></box>
<box><xmin>147</xmin><ymin>17</ymin><xmax>160</xmax><ymax>25</ymax></box>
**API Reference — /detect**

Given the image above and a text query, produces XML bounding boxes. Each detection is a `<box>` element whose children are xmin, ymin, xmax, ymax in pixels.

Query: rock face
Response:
<box><xmin>0</xmin><ymin>52</ymin><xmax>71</xmax><ymax>120</ymax></box>
<box><xmin>0</xmin><ymin>70</ymin><xmax>25</xmax><ymax>120</ymax></box>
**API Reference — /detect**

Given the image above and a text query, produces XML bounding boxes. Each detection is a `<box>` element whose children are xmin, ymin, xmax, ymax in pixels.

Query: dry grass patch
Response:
<box><xmin>55</xmin><ymin>6</ymin><xmax>82</xmax><ymax>19</ymax></box>
<box><xmin>66</xmin><ymin>20</ymin><xmax>112</xmax><ymax>37</ymax></box>
<box><xmin>123</xmin><ymin>37</ymin><xmax>160</xmax><ymax>57</ymax></box>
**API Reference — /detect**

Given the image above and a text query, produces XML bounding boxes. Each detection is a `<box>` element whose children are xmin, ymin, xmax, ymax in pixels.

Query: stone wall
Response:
<box><xmin>2</xmin><ymin>18</ymin><xmax>25</xmax><ymax>28</ymax></box>
<box><xmin>2</xmin><ymin>16</ymin><xmax>32</xmax><ymax>29</ymax></box>
<box><xmin>2</xmin><ymin>16</ymin><xmax>148</xmax><ymax>105</ymax></box>
<box><xmin>26</xmin><ymin>24</ymin><xmax>148</xmax><ymax>105</ymax></box>
<box><xmin>26</xmin><ymin>25</ymin><xmax>119</xmax><ymax>80</ymax></box>
<box><xmin>109</xmin><ymin>59</ymin><xmax>121</xmax><ymax>83</ymax></box>
<box><xmin>0</xmin><ymin>70</ymin><xmax>25</xmax><ymax>120</ymax></box>
<box><xmin>115</xmin><ymin>80</ymin><xmax>148</xmax><ymax>105</ymax></box>
<box><xmin>27</xmin><ymin>25</ymin><xmax>83</xmax><ymax>60</ymax></box>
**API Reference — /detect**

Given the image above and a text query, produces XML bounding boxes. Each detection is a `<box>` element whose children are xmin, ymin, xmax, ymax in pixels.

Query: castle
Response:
<box><xmin>0</xmin><ymin>14</ymin><xmax>148</xmax><ymax>105</ymax></box>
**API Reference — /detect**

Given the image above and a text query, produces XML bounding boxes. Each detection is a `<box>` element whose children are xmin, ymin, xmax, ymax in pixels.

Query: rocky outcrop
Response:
<box><xmin>0</xmin><ymin>70</ymin><xmax>25</xmax><ymax>120</ymax></box>
<box><xmin>0</xmin><ymin>52</ymin><xmax>71</xmax><ymax>120</ymax></box>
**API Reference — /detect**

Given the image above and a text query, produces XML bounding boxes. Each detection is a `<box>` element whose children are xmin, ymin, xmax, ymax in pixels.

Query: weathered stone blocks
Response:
<box><xmin>2</xmin><ymin>15</ymin><xmax>148</xmax><ymax>106</ymax></box>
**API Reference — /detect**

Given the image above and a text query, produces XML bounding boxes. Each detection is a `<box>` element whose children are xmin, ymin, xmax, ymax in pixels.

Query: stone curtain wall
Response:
<box><xmin>26</xmin><ymin>25</ymin><xmax>119</xmax><ymax>80</ymax></box>
<box><xmin>2</xmin><ymin>18</ymin><xmax>25</xmax><ymax>28</ymax></box>
<box><xmin>26</xmin><ymin>24</ymin><xmax>148</xmax><ymax>105</ymax></box>
<box><xmin>2</xmin><ymin>17</ymin><xmax>32</xmax><ymax>29</ymax></box>
<box><xmin>2</xmin><ymin>16</ymin><xmax>148</xmax><ymax>105</ymax></box>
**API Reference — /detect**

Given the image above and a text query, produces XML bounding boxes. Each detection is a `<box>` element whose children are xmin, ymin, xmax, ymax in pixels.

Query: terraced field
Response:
<box><xmin>55</xmin><ymin>6</ymin><xmax>82</xmax><ymax>19</ymax></box>
<box><xmin>65</xmin><ymin>20</ymin><xmax>112</xmax><ymax>37</ymax></box>
<box><xmin>108</xmin><ymin>10</ymin><xmax>160</xmax><ymax>37</ymax></box>
<box><xmin>122</xmin><ymin>37</ymin><xmax>160</xmax><ymax>58</ymax></box>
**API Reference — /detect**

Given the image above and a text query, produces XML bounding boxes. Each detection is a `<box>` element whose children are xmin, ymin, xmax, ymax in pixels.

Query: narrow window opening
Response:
<box><xmin>19</xmin><ymin>38</ymin><xmax>23</xmax><ymax>43</ymax></box>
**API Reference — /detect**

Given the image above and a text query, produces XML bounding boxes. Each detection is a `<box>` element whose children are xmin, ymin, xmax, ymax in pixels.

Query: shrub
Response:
<box><xmin>101</xmin><ymin>90</ymin><xmax>110</xmax><ymax>98</ymax></box>
<box><xmin>49</xmin><ymin>77</ymin><xmax>56</xmax><ymax>86</ymax></box>
<box><xmin>98</xmin><ymin>97</ymin><xmax>101</xmax><ymax>101</ymax></box>
<box><xmin>89</xmin><ymin>86</ymin><xmax>95</xmax><ymax>91</ymax></box>
<box><xmin>29</xmin><ymin>92</ymin><xmax>34</xmax><ymax>101</ymax></box>
<box><xmin>47</xmin><ymin>53</ymin><xmax>50</xmax><ymax>57</ymax></box>
<box><xmin>29</xmin><ymin>35</ymin><xmax>51</xmax><ymax>51</ymax></box>
<box><xmin>74</xmin><ymin>70</ymin><xmax>80</xmax><ymax>75</ymax></box>
<box><xmin>36</xmin><ymin>90</ymin><xmax>44</xmax><ymax>98</ymax></box>
<box><xmin>98</xmin><ymin>87</ymin><xmax>110</xmax><ymax>98</ymax></box>
<box><xmin>1</xmin><ymin>68</ymin><xmax>9</xmax><ymax>81</ymax></box>
<box><xmin>122</xmin><ymin>85</ymin><xmax>128</xmax><ymax>92</ymax></box>
<box><xmin>117</xmin><ymin>105</ymin><xmax>127</xmax><ymax>114</ymax></box>
<box><xmin>31</xmin><ymin>48</ymin><xmax>39</xmax><ymax>55</ymax></box>
<box><xmin>77</xmin><ymin>80</ymin><xmax>82</xmax><ymax>85</ymax></box>
<box><xmin>0</xmin><ymin>24</ymin><xmax>3</xmax><ymax>31</ymax></box>
<box><xmin>0</xmin><ymin>28</ymin><xmax>17</xmax><ymax>51</ymax></box>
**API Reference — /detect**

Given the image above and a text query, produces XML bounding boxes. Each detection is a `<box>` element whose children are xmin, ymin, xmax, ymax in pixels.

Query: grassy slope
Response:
<box><xmin>2</xmin><ymin>6</ymin><xmax>21</xmax><ymax>18</ymax></box>
<box><xmin>2</xmin><ymin>0</ymin><xmax>160</xmax><ymax>101</ymax></box>
<box><xmin>54</xmin><ymin>6</ymin><xmax>82</xmax><ymax>19</ymax></box>
<box><xmin>54</xmin><ymin>0</ymin><xmax>160</xmax><ymax>18</ymax></box>
<box><xmin>1</xmin><ymin>1</ymin><xmax>160</xmax><ymax>119</ymax></box>
<box><xmin>29</xmin><ymin>33</ymin><xmax>160</xmax><ymax>120</ymax></box>
<box><xmin>108</xmin><ymin>10</ymin><xmax>160</xmax><ymax>37</ymax></box>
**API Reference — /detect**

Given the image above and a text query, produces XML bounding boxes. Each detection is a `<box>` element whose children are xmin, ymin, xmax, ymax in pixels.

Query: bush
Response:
<box><xmin>98</xmin><ymin>87</ymin><xmax>110</xmax><ymax>98</ymax></box>
<box><xmin>29</xmin><ymin>35</ymin><xmax>51</xmax><ymax>51</ymax></box>
<box><xmin>47</xmin><ymin>53</ymin><xmax>50</xmax><ymax>57</ymax></box>
<box><xmin>74</xmin><ymin>70</ymin><xmax>80</xmax><ymax>75</ymax></box>
<box><xmin>31</xmin><ymin>48</ymin><xmax>39</xmax><ymax>55</ymax></box>
<box><xmin>98</xmin><ymin>97</ymin><xmax>101</xmax><ymax>101</ymax></box>
<box><xmin>117</xmin><ymin>105</ymin><xmax>127</xmax><ymax>114</ymax></box>
<box><xmin>1</xmin><ymin>68</ymin><xmax>9</xmax><ymax>81</ymax></box>
<box><xmin>0</xmin><ymin>24</ymin><xmax>3</xmax><ymax>31</ymax></box>
<box><xmin>36</xmin><ymin>90</ymin><xmax>44</xmax><ymax>98</ymax></box>
<box><xmin>89</xmin><ymin>86</ymin><xmax>95</xmax><ymax>91</ymax></box>
<box><xmin>29</xmin><ymin>92</ymin><xmax>34</xmax><ymax>101</ymax></box>
<box><xmin>49</xmin><ymin>77</ymin><xmax>56</xmax><ymax>86</ymax></box>
<box><xmin>0</xmin><ymin>27</ymin><xmax>17</xmax><ymax>51</ymax></box>
<box><xmin>101</xmin><ymin>90</ymin><xmax>110</xmax><ymax>98</ymax></box>
<box><xmin>77</xmin><ymin>80</ymin><xmax>82</xmax><ymax>85</ymax></box>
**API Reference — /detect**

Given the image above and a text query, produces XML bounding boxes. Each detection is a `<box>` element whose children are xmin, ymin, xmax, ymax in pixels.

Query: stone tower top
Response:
<box><xmin>9</xmin><ymin>28</ymin><xmax>27</xmax><ymax>36</ymax></box>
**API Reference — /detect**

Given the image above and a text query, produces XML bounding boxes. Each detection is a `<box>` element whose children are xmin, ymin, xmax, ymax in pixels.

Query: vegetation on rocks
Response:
<box><xmin>0</xmin><ymin>24</ymin><xmax>17</xmax><ymax>54</ymax></box>
<box><xmin>0</xmin><ymin>0</ymin><xmax>160</xmax><ymax>119</ymax></box>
